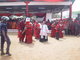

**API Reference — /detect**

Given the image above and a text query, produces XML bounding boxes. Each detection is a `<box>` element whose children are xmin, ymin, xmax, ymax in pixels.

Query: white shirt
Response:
<box><xmin>40</xmin><ymin>24</ymin><xmax>49</xmax><ymax>36</ymax></box>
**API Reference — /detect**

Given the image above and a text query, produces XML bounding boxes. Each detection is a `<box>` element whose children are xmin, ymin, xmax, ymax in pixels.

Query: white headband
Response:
<box><xmin>26</xmin><ymin>17</ymin><xmax>30</xmax><ymax>22</ymax></box>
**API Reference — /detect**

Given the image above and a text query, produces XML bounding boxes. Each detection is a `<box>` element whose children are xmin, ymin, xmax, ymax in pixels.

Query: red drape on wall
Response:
<box><xmin>0</xmin><ymin>13</ymin><xmax>24</xmax><ymax>16</ymax></box>
<box><xmin>0</xmin><ymin>13</ymin><xmax>46</xmax><ymax>17</ymax></box>
<box><xmin>13</xmin><ymin>13</ymin><xmax>23</xmax><ymax>16</ymax></box>
<box><xmin>35</xmin><ymin>13</ymin><xmax>46</xmax><ymax>17</ymax></box>
<box><xmin>0</xmin><ymin>13</ymin><xmax>11</xmax><ymax>16</ymax></box>
<box><xmin>35</xmin><ymin>13</ymin><xmax>46</xmax><ymax>21</ymax></box>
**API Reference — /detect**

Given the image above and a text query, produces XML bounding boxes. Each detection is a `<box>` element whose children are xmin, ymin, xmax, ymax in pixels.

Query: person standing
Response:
<box><xmin>17</xmin><ymin>18</ymin><xmax>25</xmax><ymax>42</ymax></box>
<box><xmin>55</xmin><ymin>23</ymin><xmax>60</xmax><ymax>40</ymax></box>
<box><xmin>51</xmin><ymin>22</ymin><xmax>56</xmax><ymax>37</ymax></box>
<box><xmin>55</xmin><ymin>22</ymin><xmax>64</xmax><ymax>40</ymax></box>
<box><xmin>40</xmin><ymin>21</ymin><xmax>49</xmax><ymax>42</ymax></box>
<box><xmin>1</xmin><ymin>16</ymin><xmax>11</xmax><ymax>56</ymax></box>
<box><xmin>46</xmin><ymin>20</ymin><xmax>51</xmax><ymax>30</ymax></box>
<box><xmin>34</xmin><ymin>21</ymin><xmax>40</xmax><ymax>39</ymax></box>
<box><xmin>23</xmin><ymin>17</ymin><xmax>33</xmax><ymax>44</ymax></box>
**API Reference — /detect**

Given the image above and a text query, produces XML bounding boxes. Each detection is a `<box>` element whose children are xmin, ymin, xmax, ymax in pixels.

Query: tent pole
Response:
<box><xmin>69</xmin><ymin>4</ymin><xmax>72</xmax><ymax>19</ymax></box>
<box><xmin>25</xmin><ymin>2</ymin><xmax>30</xmax><ymax>17</ymax></box>
<box><xmin>61</xmin><ymin>11</ymin><xmax>62</xmax><ymax>20</ymax></box>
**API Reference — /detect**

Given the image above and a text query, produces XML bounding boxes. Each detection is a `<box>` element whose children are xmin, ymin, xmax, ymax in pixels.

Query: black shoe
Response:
<box><xmin>6</xmin><ymin>53</ymin><xmax>11</xmax><ymax>56</ymax></box>
<box><xmin>57</xmin><ymin>39</ymin><xmax>59</xmax><ymax>40</ymax></box>
<box><xmin>44</xmin><ymin>39</ymin><xmax>48</xmax><ymax>42</ymax></box>
<box><xmin>1</xmin><ymin>53</ymin><xmax>5</xmax><ymax>56</ymax></box>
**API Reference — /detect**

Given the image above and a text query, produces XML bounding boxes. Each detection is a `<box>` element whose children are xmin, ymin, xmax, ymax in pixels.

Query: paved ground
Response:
<box><xmin>0</xmin><ymin>33</ymin><xmax>80</xmax><ymax>60</ymax></box>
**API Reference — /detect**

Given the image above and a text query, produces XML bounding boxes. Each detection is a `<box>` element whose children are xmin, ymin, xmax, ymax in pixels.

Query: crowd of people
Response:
<box><xmin>0</xmin><ymin>15</ymin><xmax>80</xmax><ymax>56</ymax></box>
<box><xmin>17</xmin><ymin>17</ymin><xmax>49</xmax><ymax>43</ymax></box>
<box><xmin>17</xmin><ymin>16</ymin><xmax>80</xmax><ymax>44</ymax></box>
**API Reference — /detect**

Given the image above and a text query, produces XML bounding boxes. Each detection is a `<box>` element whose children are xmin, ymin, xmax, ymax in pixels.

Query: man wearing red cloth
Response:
<box><xmin>51</xmin><ymin>22</ymin><xmax>56</xmax><ymax>37</ymax></box>
<box><xmin>23</xmin><ymin>17</ymin><xmax>33</xmax><ymax>44</ymax></box>
<box><xmin>55</xmin><ymin>23</ymin><xmax>63</xmax><ymax>40</ymax></box>
<box><xmin>34</xmin><ymin>21</ymin><xmax>40</xmax><ymax>39</ymax></box>
<box><xmin>18</xmin><ymin>18</ymin><xmax>25</xmax><ymax>42</ymax></box>
<box><xmin>59</xmin><ymin>23</ymin><xmax>64</xmax><ymax>38</ymax></box>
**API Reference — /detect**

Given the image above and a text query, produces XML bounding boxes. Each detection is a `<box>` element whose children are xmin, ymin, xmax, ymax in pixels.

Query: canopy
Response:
<box><xmin>0</xmin><ymin>0</ymin><xmax>75</xmax><ymax>2</ymax></box>
<box><xmin>0</xmin><ymin>0</ymin><xmax>75</xmax><ymax>16</ymax></box>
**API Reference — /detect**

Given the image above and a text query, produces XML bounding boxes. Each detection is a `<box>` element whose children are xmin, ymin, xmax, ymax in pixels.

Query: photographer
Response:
<box><xmin>1</xmin><ymin>16</ymin><xmax>11</xmax><ymax>56</ymax></box>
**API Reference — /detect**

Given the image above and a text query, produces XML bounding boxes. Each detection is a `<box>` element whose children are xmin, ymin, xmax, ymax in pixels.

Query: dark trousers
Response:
<box><xmin>55</xmin><ymin>32</ymin><xmax>59</xmax><ymax>40</ymax></box>
<box><xmin>75</xmin><ymin>29</ymin><xmax>78</xmax><ymax>36</ymax></box>
<box><xmin>65</xmin><ymin>29</ymin><xmax>68</xmax><ymax>35</ymax></box>
<box><xmin>40</xmin><ymin>36</ymin><xmax>48</xmax><ymax>42</ymax></box>
<box><xmin>1</xmin><ymin>34</ymin><xmax>11</xmax><ymax>53</ymax></box>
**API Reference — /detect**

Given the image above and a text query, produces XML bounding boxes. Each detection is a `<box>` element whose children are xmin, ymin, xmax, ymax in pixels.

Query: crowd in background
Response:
<box><xmin>16</xmin><ymin>16</ymin><xmax>80</xmax><ymax>44</ymax></box>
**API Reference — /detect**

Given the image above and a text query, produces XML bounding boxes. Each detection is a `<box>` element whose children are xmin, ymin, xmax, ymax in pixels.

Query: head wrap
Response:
<box><xmin>26</xmin><ymin>17</ymin><xmax>30</xmax><ymax>22</ymax></box>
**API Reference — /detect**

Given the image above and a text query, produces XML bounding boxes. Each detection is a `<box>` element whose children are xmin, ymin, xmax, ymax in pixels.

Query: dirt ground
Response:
<box><xmin>0</xmin><ymin>33</ymin><xmax>80</xmax><ymax>60</ymax></box>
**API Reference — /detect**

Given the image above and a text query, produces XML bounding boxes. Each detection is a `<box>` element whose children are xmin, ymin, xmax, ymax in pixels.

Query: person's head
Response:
<box><xmin>1</xmin><ymin>16</ymin><xmax>9</xmax><ymax>23</ymax></box>
<box><xmin>18</xmin><ymin>18</ymin><xmax>21</xmax><ymax>22</ymax></box>
<box><xmin>26</xmin><ymin>17</ymin><xmax>30</xmax><ymax>22</ymax></box>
